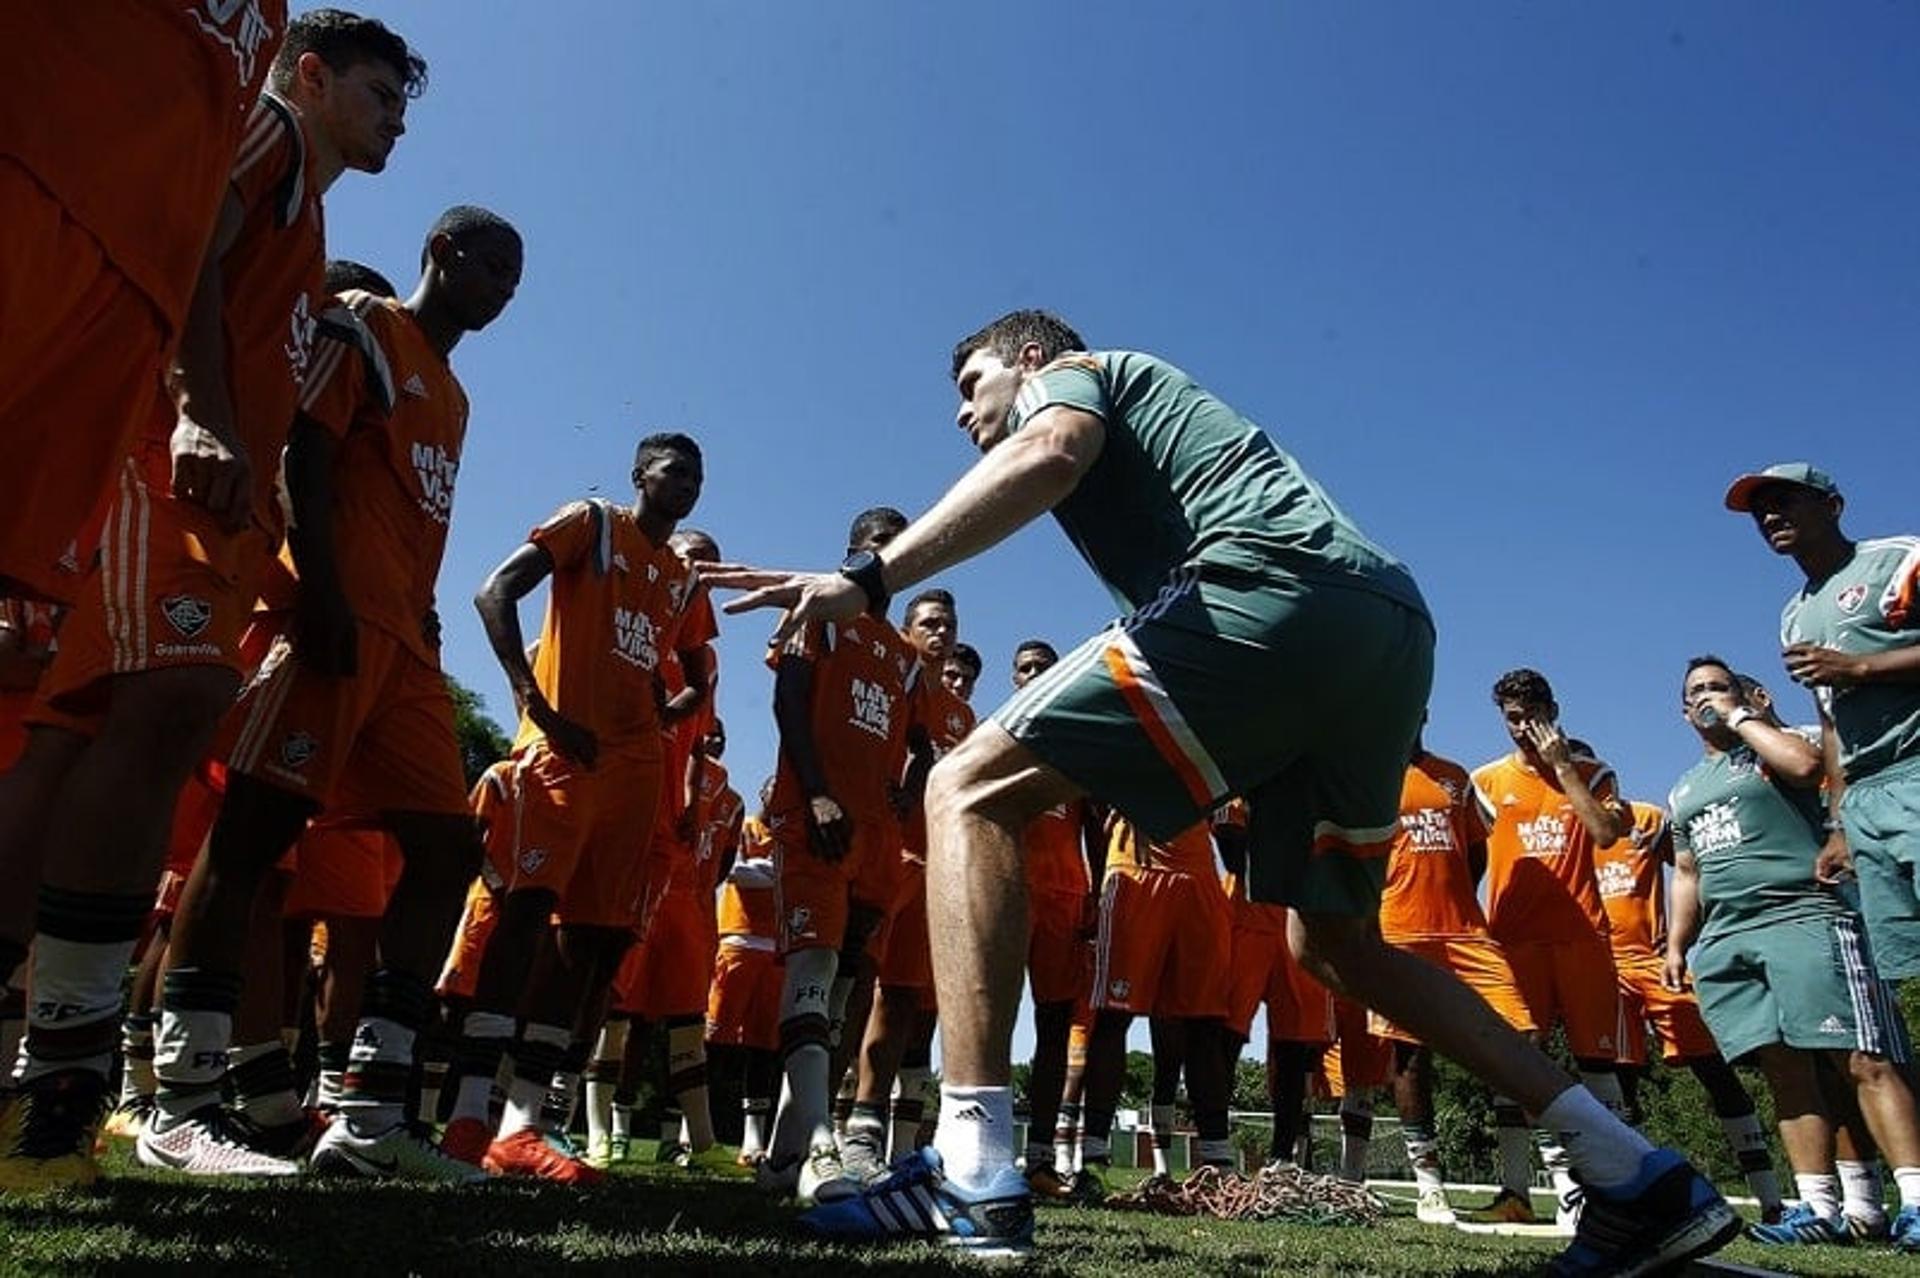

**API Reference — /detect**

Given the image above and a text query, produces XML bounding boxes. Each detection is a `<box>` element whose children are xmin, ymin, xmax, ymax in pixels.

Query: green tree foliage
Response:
<box><xmin>447</xmin><ymin>675</ymin><xmax>512</xmax><ymax>786</ymax></box>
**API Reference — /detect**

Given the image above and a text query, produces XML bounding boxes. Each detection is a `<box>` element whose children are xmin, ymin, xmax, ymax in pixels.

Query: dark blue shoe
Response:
<box><xmin>796</xmin><ymin>1147</ymin><xmax>1034</xmax><ymax>1258</ymax></box>
<box><xmin>1548</xmin><ymin>1150</ymin><xmax>1741</xmax><ymax>1277</ymax></box>
<box><xmin>1892</xmin><ymin>1204</ymin><xmax>1920</xmax><ymax>1253</ymax></box>
<box><xmin>1746</xmin><ymin>1203</ymin><xmax>1850</xmax><ymax>1246</ymax></box>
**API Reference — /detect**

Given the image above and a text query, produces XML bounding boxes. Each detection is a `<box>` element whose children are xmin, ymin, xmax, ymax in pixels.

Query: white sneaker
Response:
<box><xmin>310</xmin><ymin>1118</ymin><xmax>488</xmax><ymax>1183</ymax></box>
<box><xmin>1555</xmin><ymin>1183</ymin><xmax>1584</xmax><ymax>1235</ymax></box>
<box><xmin>798</xmin><ymin>1142</ymin><xmax>859</xmax><ymax>1204</ymax></box>
<box><xmin>1416</xmin><ymin>1187</ymin><xmax>1457</xmax><ymax>1225</ymax></box>
<box><xmin>837</xmin><ymin>1129</ymin><xmax>887</xmax><ymax>1185</ymax></box>
<box><xmin>135</xmin><ymin>1108</ymin><xmax>301</xmax><ymax>1178</ymax></box>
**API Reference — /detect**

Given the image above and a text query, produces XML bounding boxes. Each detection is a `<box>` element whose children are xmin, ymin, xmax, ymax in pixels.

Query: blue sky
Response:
<box><xmin>320</xmin><ymin>2</ymin><xmax>1918</xmax><ymax>1059</ymax></box>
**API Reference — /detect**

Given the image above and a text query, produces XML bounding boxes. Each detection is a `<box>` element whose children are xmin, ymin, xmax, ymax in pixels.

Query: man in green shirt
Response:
<box><xmin>1728</xmin><ymin>462</ymin><xmax>1920</xmax><ymax>980</ymax></box>
<box><xmin>714</xmin><ymin>310</ymin><xmax>1735</xmax><ymax>1273</ymax></box>
<box><xmin>1667</xmin><ymin>656</ymin><xmax>1920</xmax><ymax>1250</ymax></box>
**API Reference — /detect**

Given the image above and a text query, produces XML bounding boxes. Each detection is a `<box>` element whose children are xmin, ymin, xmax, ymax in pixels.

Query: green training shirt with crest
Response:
<box><xmin>1006</xmin><ymin>351</ymin><xmax>1428</xmax><ymax>621</ymax></box>
<box><xmin>1669</xmin><ymin>744</ymin><xmax>1842</xmax><ymax>938</ymax></box>
<box><xmin>1780</xmin><ymin>536</ymin><xmax>1920</xmax><ymax>782</ymax></box>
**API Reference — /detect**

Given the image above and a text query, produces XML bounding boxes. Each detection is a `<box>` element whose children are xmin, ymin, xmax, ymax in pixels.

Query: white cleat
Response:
<box><xmin>310</xmin><ymin>1118</ymin><xmax>488</xmax><ymax>1183</ymax></box>
<box><xmin>798</xmin><ymin>1142</ymin><xmax>860</xmax><ymax>1204</ymax></box>
<box><xmin>1416</xmin><ymin>1187</ymin><xmax>1458</xmax><ymax>1225</ymax></box>
<box><xmin>135</xmin><ymin>1108</ymin><xmax>302</xmax><ymax>1178</ymax></box>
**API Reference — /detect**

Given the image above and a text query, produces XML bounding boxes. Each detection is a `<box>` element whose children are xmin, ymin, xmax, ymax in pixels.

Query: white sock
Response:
<box><xmin>1893</xmin><ymin>1166</ymin><xmax>1920</xmax><ymax>1212</ymax></box>
<box><xmin>1795</xmin><ymin>1172</ymin><xmax>1842</xmax><ymax>1221</ymax></box>
<box><xmin>1493</xmin><ymin>1098</ymin><xmax>1534</xmax><ymax>1197</ymax></box>
<box><xmin>1538</xmin><ymin>1084</ymin><xmax>1656</xmax><ymax>1193</ymax></box>
<box><xmin>1719</xmin><ymin>1111</ymin><xmax>1782</xmax><ymax>1212</ymax></box>
<box><xmin>451</xmin><ymin>1011</ymin><xmax>515</xmax><ymax>1125</ymax></box>
<box><xmin>1150</xmin><ymin>1103</ymin><xmax>1174</xmax><ymax>1175</ymax></box>
<box><xmin>741</xmin><ymin>1100</ymin><xmax>769</xmax><ymax>1156</ymax></box>
<box><xmin>934</xmin><ymin>1084</ymin><xmax>1014</xmax><ymax>1191</ymax></box>
<box><xmin>1055</xmin><ymin>1102</ymin><xmax>1081</xmax><ymax>1174</ymax></box>
<box><xmin>667</xmin><ymin>1022</ymin><xmax>713</xmax><ymax>1151</ymax></box>
<box><xmin>1837</xmin><ymin>1159</ymin><xmax>1886</xmax><ymax>1221</ymax></box>
<box><xmin>1403</xmin><ymin>1127</ymin><xmax>1445</xmax><ymax>1196</ymax></box>
<box><xmin>611</xmin><ymin>1102</ymin><xmax>633</xmax><ymax>1142</ymax></box>
<box><xmin>498</xmin><ymin>1022</ymin><xmax>570</xmax><ymax>1138</ymax></box>
<box><xmin>152</xmin><ymin>1004</ymin><xmax>231</xmax><ymax>1124</ymax></box>
<box><xmin>586</xmin><ymin>1080</ymin><xmax>616</xmax><ymax>1151</ymax></box>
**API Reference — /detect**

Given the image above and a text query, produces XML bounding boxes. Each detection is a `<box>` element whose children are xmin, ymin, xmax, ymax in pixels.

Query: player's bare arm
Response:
<box><xmin>169</xmin><ymin>188</ymin><xmax>253</xmax><ymax>532</ymax></box>
<box><xmin>473</xmin><ymin>540</ymin><xmax>598</xmax><ymax>768</ymax></box>
<box><xmin>1662</xmin><ymin>849</ymin><xmax>1702</xmax><ymax>993</ymax></box>
<box><xmin>661</xmin><ymin>642</ymin><xmax>714</xmax><ymax>723</ymax></box>
<box><xmin>1812</xmin><ymin>702</ymin><xmax>1854</xmax><ymax>886</ymax></box>
<box><xmin>895</xmin><ymin>724</ymin><xmax>936</xmax><ymax>821</ymax></box>
<box><xmin>772</xmin><ymin>649</ymin><xmax>850</xmax><ymax>862</ymax></box>
<box><xmin>707</xmin><ymin>406</ymin><xmax>1103</xmax><ymax>643</ymax></box>
<box><xmin>1521</xmin><ymin>717</ymin><xmax>1627</xmax><ymax>843</ymax></box>
<box><xmin>1785</xmin><ymin>640</ymin><xmax>1920</xmax><ymax>690</ymax></box>
<box><xmin>284</xmin><ymin>415</ymin><xmax>357</xmax><ymax>677</ymax></box>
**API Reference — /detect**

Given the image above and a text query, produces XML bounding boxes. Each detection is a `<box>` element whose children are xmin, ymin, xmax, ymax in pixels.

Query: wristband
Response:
<box><xmin>1726</xmin><ymin>707</ymin><xmax>1757</xmax><ymax>730</ymax></box>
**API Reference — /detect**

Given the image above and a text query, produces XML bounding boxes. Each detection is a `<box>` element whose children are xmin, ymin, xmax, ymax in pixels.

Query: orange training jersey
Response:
<box><xmin>768</xmin><ymin>615</ymin><xmax>922</xmax><ymax>825</ymax></box>
<box><xmin>716</xmin><ymin>814</ymin><xmax>777</xmax><ymax>946</ymax></box>
<box><xmin>902</xmin><ymin>680</ymin><xmax>976</xmax><ymax>857</ymax></box>
<box><xmin>1380</xmin><ymin>753</ymin><xmax>1491</xmax><ymax>942</ymax></box>
<box><xmin>513</xmin><ymin>502</ymin><xmax>709</xmax><ymax>754</ymax></box>
<box><xmin>706</xmin><ymin>783</ymin><xmax>745</xmax><ymax>877</ymax></box>
<box><xmin>1025</xmin><ymin>801</ymin><xmax>1090</xmax><ymax>898</ymax></box>
<box><xmin>1593</xmin><ymin>800</ymin><xmax>1672</xmax><ymax>960</ymax></box>
<box><xmin>1105</xmin><ymin>816</ymin><xmax>1216</xmax><ymax>878</ymax></box>
<box><xmin>683</xmin><ymin>757</ymin><xmax>733</xmax><ymax>886</ymax></box>
<box><xmin>1473</xmin><ymin>750</ymin><xmax>1622</xmax><ymax>946</ymax></box>
<box><xmin>136</xmin><ymin>91</ymin><xmax>325</xmax><ymax>537</ymax></box>
<box><xmin>0</xmin><ymin>1</ymin><xmax>288</xmax><ymax>334</ymax></box>
<box><xmin>297</xmin><ymin>293</ymin><xmax>468</xmax><ymax>664</ymax></box>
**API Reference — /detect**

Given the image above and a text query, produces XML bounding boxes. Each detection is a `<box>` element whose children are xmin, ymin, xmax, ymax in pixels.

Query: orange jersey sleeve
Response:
<box><xmin>1379</xmin><ymin>753</ymin><xmax>1492</xmax><ymax>942</ymax></box>
<box><xmin>0</xmin><ymin>1</ymin><xmax>289</xmax><ymax>333</ymax></box>
<box><xmin>1474</xmin><ymin>751</ymin><xmax>1618</xmax><ymax>945</ymax></box>
<box><xmin>716</xmin><ymin>815</ymin><xmax>777</xmax><ymax>941</ymax></box>
<box><xmin>1594</xmin><ymin>800</ymin><xmax>1671</xmax><ymax>959</ymax></box>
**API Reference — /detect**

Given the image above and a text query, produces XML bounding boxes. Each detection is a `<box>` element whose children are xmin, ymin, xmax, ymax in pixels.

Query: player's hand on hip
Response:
<box><xmin>170</xmin><ymin>417</ymin><xmax>254</xmax><ymax>533</ymax></box>
<box><xmin>704</xmin><ymin>564</ymin><xmax>867</xmax><ymax>649</ymax></box>
<box><xmin>1661</xmin><ymin>952</ymin><xmax>1689</xmax><ymax>993</ymax></box>
<box><xmin>1783</xmin><ymin>643</ymin><xmax>1861</xmax><ymax>688</ymax></box>
<box><xmin>529</xmin><ymin>695</ymin><xmax>598</xmax><ymax>770</ymax></box>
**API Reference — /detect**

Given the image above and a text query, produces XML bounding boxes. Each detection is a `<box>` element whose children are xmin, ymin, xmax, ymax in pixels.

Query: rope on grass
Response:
<box><xmin>1105</xmin><ymin>1164</ymin><xmax>1388</xmax><ymax>1226</ymax></box>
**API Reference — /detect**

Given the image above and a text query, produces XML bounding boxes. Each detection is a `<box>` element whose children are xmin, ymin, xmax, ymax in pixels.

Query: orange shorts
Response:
<box><xmin>1370</xmin><ymin>933</ymin><xmax>1536</xmax><ymax>1043</ymax></box>
<box><xmin>1028</xmin><ymin>887</ymin><xmax>1093</xmax><ymax>1006</ymax></box>
<box><xmin>614</xmin><ymin>881</ymin><xmax>716</xmax><ymax>1019</ymax></box>
<box><xmin>222</xmin><ymin>627</ymin><xmax>470</xmax><ymax>817</ymax></box>
<box><xmin>1091</xmin><ymin>867</ymin><xmax>1232</xmax><ymax>1020</ymax></box>
<box><xmin>0</xmin><ymin>158</ymin><xmax>166</xmax><ymax>605</ymax></box>
<box><xmin>1615</xmin><ymin>952</ymin><xmax>1718</xmax><ymax>1066</ymax></box>
<box><xmin>773</xmin><ymin>809</ymin><xmax>903</xmax><ymax>954</ymax></box>
<box><xmin>705</xmin><ymin>941</ymin><xmax>783</xmax><ymax>1051</ymax></box>
<box><xmin>282</xmin><ymin>816</ymin><xmax>403</xmax><ymax>921</ymax></box>
<box><xmin>1318</xmin><ymin>997</ymin><xmax>1393</xmax><ymax>1097</ymax></box>
<box><xmin>436</xmin><ymin>876</ymin><xmax>501</xmax><ymax>1001</ymax></box>
<box><xmin>31</xmin><ymin>447</ymin><xmax>276</xmax><ymax>727</ymax></box>
<box><xmin>877</xmin><ymin>861</ymin><xmax>932</xmax><ymax>995</ymax></box>
<box><xmin>1503</xmin><ymin>933</ymin><xmax>1626</xmax><ymax>1061</ymax></box>
<box><xmin>479</xmin><ymin>743</ymin><xmax>663</xmax><ymax>930</ymax></box>
<box><xmin>1226</xmin><ymin>922</ymin><xmax>1334</xmax><ymax>1043</ymax></box>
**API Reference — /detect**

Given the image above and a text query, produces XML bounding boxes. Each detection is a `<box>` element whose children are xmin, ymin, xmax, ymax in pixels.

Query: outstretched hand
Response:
<box><xmin>701</xmin><ymin>563</ymin><xmax>869</xmax><ymax>648</ymax></box>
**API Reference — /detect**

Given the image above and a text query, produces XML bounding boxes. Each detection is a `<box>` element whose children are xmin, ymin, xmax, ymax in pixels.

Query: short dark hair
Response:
<box><xmin>271</xmin><ymin>9</ymin><xmax>426</xmax><ymax>99</ymax></box>
<box><xmin>1492</xmin><ymin>667</ymin><xmax>1555</xmax><ymax>707</ymax></box>
<box><xmin>847</xmin><ymin>506</ymin><xmax>908</xmax><ymax>549</ymax></box>
<box><xmin>670</xmin><ymin>527</ymin><xmax>718</xmax><ymax>560</ymax></box>
<box><xmin>950</xmin><ymin>310</ymin><xmax>1087</xmax><ymax>381</ymax></box>
<box><xmin>1681</xmin><ymin>653</ymin><xmax>1735</xmax><ymax>696</ymax></box>
<box><xmin>635</xmin><ymin>431</ymin><xmax>702</xmax><ymax>473</ymax></box>
<box><xmin>1014</xmin><ymin>639</ymin><xmax>1058</xmax><ymax>663</ymax></box>
<box><xmin>946</xmin><ymin>643</ymin><xmax>982</xmax><ymax>677</ymax></box>
<box><xmin>421</xmin><ymin>204</ymin><xmax>520</xmax><ymax>270</ymax></box>
<box><xmin>323</xmin><ymin>258</ymin><xmax>394</xmax><ymax>298</ymax></box>
<box><xmin>906</xmin><ymin>588</ymin><xmax>955</xmax><ymax>619</ymax></box>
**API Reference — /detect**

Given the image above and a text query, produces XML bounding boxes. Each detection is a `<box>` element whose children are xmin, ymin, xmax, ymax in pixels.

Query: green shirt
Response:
<box><xmin>1669</xmin><ymin>745</ymin><xmax>1843</xmax><ymax>937</ymax></box>
<box><xmin>1780</xmin><ymin>536</ymin><xmax>1920</xmax><ymax>782</ymax></box>
<box><xmin>1006</xmin><ymin>351</ymin><xmax>1428</xmax><ymax>621</ymax></box>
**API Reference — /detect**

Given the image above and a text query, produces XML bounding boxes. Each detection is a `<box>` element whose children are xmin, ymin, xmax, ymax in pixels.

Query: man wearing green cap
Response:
<box><xmin>1726</xmin><ymin>462</ymin><xmax>1920</xmax><ymax>981</ymax></box>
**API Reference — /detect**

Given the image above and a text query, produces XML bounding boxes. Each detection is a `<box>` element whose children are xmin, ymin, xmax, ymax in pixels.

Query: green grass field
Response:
<box><xmin>0</xmin><ymin>1143</ymin><xmax>1904</xmax><ymax>1277</ymax></box>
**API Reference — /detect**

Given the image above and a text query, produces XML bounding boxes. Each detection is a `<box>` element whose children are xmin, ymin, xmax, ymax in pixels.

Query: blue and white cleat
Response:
<box><xmin>797</xmin><ymin>1147</ymin><xmax>1034</xmax><ymax>1259</ymax></box>
<box><xmin>1547</xmin><ymin>1150</ymin><xmax>1741</xmax><ymax>1277</ymax></box>
<box><xmin>1745</xmin><ymin>1203</ymin><xmax>1851</xmax><ymax>1246</ymax></box>
<box><xmin>1891</xmin><ymin>1204</ymin><xmax>1920</xmax><ymax>1253</ymax></box>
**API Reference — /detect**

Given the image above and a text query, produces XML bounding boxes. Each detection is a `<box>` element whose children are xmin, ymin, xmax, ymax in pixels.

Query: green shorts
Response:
<box><xmin>1840</xmin><ymin>758</ymin><xmax>1920</xmax><ymax>980</ymax></box>
<box><xmin>1690</xmin><ymin>911</ymin><xmax>1907</xmax><ymax>1063</ymax></box>
<box><xmin>992</xmin><ymin>570</ymin><xmax>1433</xmax><ymax>918</ymax></box>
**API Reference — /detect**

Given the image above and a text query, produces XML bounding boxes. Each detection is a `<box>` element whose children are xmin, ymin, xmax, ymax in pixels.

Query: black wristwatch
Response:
<box><xmin>839</xmin><ymin>550</ymin><xmax>890</xmax><ymax>614</ymax></box>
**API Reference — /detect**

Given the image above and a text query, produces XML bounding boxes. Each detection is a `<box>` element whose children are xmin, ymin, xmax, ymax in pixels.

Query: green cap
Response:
<box><xmin>1724</xmin><ymin>462</ymin><xmax>1840</xmax><ymax>512</ymax></box>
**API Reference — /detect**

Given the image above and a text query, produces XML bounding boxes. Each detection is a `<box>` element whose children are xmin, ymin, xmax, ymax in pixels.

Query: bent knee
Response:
<box><xmin>927</xmin><ymin>724</ymin><xmax>1072</xmax><ymax>830</ymax></box>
